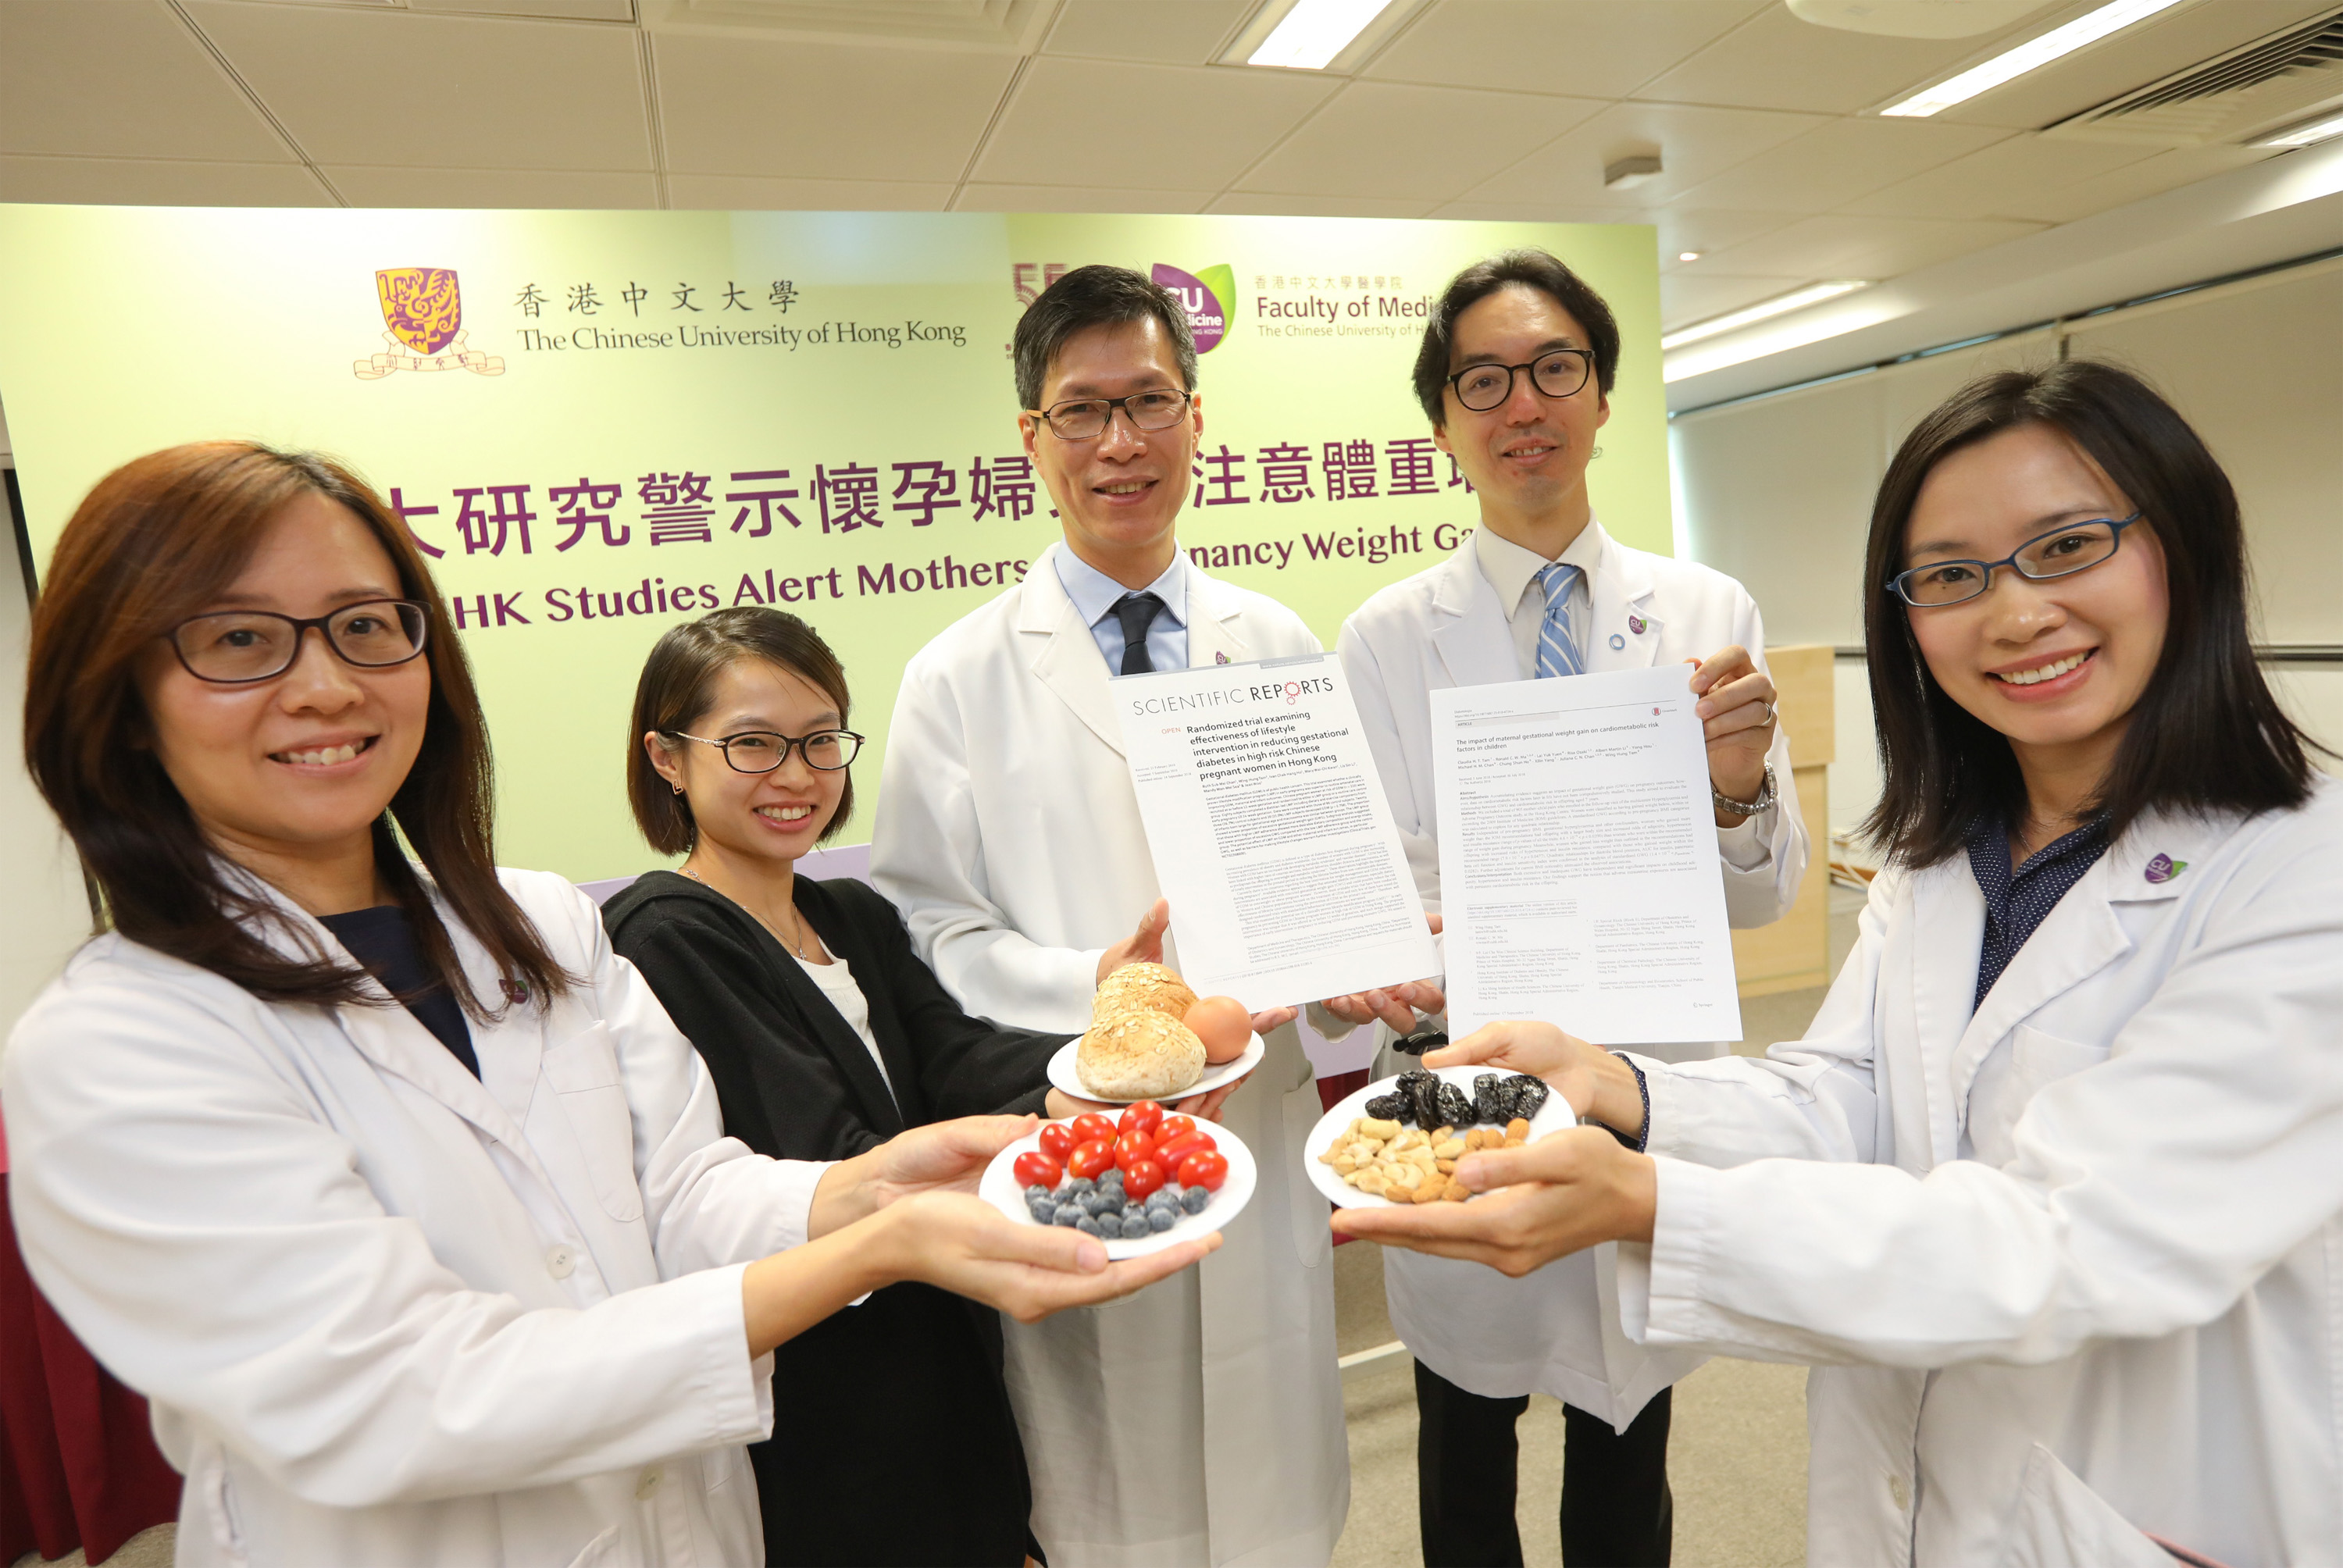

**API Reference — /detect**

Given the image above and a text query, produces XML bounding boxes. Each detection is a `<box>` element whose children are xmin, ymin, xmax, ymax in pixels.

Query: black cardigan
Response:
<box><xmin>604</xmin><ymin>871</ymin><xmax>1061</xmax><ymax>1158</ymax></box>
<box><xmin>603</xmin><ymin>871</ymin><xmax>1065</xmax><ymax>1568</ymax></box>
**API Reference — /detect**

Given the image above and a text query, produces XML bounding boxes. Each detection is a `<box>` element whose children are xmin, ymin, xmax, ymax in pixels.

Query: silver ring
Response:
<box><xmin>1761</xmin><ymin>701</ymin><xmax>1778</xmax><ymax>725</ymax></box>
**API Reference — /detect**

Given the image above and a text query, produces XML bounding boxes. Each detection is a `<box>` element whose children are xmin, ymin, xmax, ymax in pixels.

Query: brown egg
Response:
<box><xmin>1183</xmin><ymin>995</ymin><xmax>1251</xmax><ymax>1064</ymax></box>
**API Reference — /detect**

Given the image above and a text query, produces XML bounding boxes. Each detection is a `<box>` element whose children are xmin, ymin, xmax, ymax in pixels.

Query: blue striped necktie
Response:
<box><xmin>1533</xmin><ymin>561</ymin><xmax>1582</xmax><ymax>679</ymax></box>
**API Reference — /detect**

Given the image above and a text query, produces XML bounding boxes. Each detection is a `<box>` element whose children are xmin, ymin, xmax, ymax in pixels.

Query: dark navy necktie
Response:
<box><xmin>1112</xmin><ymin>592</ymin><xmax>1164</xmax><ymax>675</ymax></box>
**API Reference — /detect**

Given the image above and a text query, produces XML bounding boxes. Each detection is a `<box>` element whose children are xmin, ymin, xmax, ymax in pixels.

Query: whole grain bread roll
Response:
<box><xmin>1076</xmin><ymin>1010</ymin><xmax>1207</xmax><ymax>1101</ymax></box>
<box><xmin>1092</xmin><ymin>960</ymin><xmax>1198</xmax><ymax>1025</ymax></box>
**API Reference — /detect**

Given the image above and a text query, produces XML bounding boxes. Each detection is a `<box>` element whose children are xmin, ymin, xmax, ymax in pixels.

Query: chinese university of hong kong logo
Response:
<box><xmin>1151</xmin><ymin>264</ymin><xmax>1234</xmax><ymax>353</ymax></box>
<box><xmin>2145</xmin><ymin>853</ymin><xmax>2188</xmax><ymax>884</ymax></box>
<box><xmin>354</xmin><ymin>267</ymin><xmax>505</xmax><ymax>380</ymax></box>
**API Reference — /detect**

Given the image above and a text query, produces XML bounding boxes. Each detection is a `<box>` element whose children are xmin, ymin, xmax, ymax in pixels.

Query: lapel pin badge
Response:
<box><xmin>1628</xmin><ymin>614</ymin><xmax>1647</xmax><ymax>635</ymax></box>
<box><xmin>1608</xmin><ymin>633</ymin><xmax>1626</xmax><ymax>650</ymax></box>
<box><xmin>2145</xmin><ymin>853</ymin><xmax>2187</xmax><ymax>884</ymax></box>
<box><xmin>1215</xmin><ymin>651</ymin><xmax>1230</xmax><ymax>664</ymax></box>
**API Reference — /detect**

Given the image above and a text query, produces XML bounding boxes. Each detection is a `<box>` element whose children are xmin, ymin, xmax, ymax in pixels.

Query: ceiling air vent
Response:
<box><xmin>2044</xmin><ymin>6</ymin><xmax>2343</xmax><ymax>146</ymax></box>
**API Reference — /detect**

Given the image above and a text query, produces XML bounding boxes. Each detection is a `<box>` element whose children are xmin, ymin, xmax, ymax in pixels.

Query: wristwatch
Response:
<box><xmin>1711</xmin><ymin>762</ymin><xmax>1777</xmax><ymax>818</ymax></box>
<box><xmin>1392</xmin><ymin>1028</ymin><xmax>1449</xmax><ymax>1057</ymax></box>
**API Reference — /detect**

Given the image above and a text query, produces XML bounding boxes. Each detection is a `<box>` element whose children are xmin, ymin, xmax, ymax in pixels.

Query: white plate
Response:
<box><xmin>1045</xmin><ymin>1032</ymin><xmax>1266</xmax><ymax>1106</ymax></box>
<box><xmin>1303</xmin><ymin>1065</ymin><xmax>1576</xmax><ymax>1210</ymax></box>
<box><xmin>979</xmin><ymin>1116</ymin><xmax>1256</xmax><ymax>1260</ymax></box>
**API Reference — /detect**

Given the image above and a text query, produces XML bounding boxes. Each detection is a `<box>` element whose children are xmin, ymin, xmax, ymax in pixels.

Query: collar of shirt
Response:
<box><xmin>1474</xmin><ymin>518</ymin><xmax>1603</xmax><ymax>678</ymax></box>
<box><xmin>1965</xmin><ymin>811</ymin><xmax>2112</xmax><ymax>1007</ymax></box>
<box><xmin>1052</xmin><ymin>543</ymin><xmax>1189</xmax><ymax>672</ymax></box>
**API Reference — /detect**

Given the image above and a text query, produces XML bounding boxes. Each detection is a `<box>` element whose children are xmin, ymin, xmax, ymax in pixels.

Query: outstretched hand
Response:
<box><xmin>1330</xmin><ymin>1124</ymin><xmax>1655</xmax><ymax>1276</ymax></box>
<box><xmin>1425</xmin><ymin>1021</ymin><xmax>1646</xmax><ymax>1137</ymax></box>
<box><xmin>883</xmin><ymin>1190</ymin><xmax>1220</xmax><ymax>1322</ymax></box>
<box><xmin>1098</xmin><ymin>898</ymin><xmax>1171</xmax><ymax>985</ymax></box>
<box><xmin>1318</xmin><ymin>914</ymin><xmax>1446</xmax><ymax>1031</ymax></box>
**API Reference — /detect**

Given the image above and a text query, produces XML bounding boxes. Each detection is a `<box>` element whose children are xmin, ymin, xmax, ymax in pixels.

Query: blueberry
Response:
<box><xmin>1078</xmin><ymin>1191</ymin><xmax>1111</xmax><ymax>1217</ymax></box>
<box><xmin>1149</xmin><ymin>1207</ymin><xmax>1178</xmax><ymax>1233</ymax></box>
<box><xmin>1029</xmin><ymin>1197</ymin><xmax>1056</xmax><ymax>1222</ymax></box>
<box><xmin>1117</xmin><ymin>1213</ymin><xmax>1150</xmax><ymax>1240</ymax></box>
<box><xmin>1024</xmin><ymin>1183</ymin><xmax>1051</xmax><ymax>1204</ymax></box>
<box><xmin>1065</xmin><ymin>1176</ymin><xmax>1095</xmax><ymax>1196</ymax></box>
<box><xmin>1181</xmin><ymin>1185</ymin><xmax>1211</xmax><ymax>1215</ymax></box>
<box><xmin>1099</xmin><ymin>1167</ymin><xmax>1125</xmax><ymax>1188</ymax></box>
<box><xmin>1146</xmin><ymin>1190</ymin><xmax>1178</xmax><ymax>1213</ymax></box>
<box><xmin>1075</xmin><ymin>1214</ymin><xmax>1102</xmax><ymax>1238</ymax></box>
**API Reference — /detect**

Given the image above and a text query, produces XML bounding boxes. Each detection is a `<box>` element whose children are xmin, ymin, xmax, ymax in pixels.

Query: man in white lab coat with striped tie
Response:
<box><xmin>1334</xmin><ymin>250</ymin><xmax>1808</xmax><ymax>1566</ymax></box>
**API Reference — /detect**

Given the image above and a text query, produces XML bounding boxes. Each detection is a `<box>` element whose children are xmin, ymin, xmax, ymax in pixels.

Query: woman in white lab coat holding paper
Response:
<box><xmin>2</xmin><ymin>442</ymin><xmax>1207</xmax><ymax>1568</ymax></box>
<box><xmin>1342</xmin><ymin>361</ymin><xmax>2343</xmax><ymax>1568</ymax></box>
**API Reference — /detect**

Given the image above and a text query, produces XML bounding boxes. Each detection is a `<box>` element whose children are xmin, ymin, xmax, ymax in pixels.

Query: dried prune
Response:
<box><xmin>1505</xmin><ymin>1074</ymin><xmax>1550</xmax><ymax>1121</ymax></box>
<box><xmin>1435</xmin><ymin>1083</ymin><xmax>1475</xmax><ymax>1129</ymax></box>
<box><xmin>1364</xmin><ymin>1092</ymin><xmax>1407</xmax><ymax>1122</ymax></box>
<box><xmin>1404</xmin><ymin>1073</ymin><xmax>1443</xmax><ymax>1131</ymax></box>
<box><xmin>1471</xmin><ymin>1074</ymin><xmax>1507</xmax><ymax>1125</ymax></box>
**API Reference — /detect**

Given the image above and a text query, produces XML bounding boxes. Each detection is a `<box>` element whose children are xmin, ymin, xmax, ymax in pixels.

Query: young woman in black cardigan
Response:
<box><xmin>603</xmin><ymin>607</ymin><xmax>1191</xmax><ymax>1567</ymax></box>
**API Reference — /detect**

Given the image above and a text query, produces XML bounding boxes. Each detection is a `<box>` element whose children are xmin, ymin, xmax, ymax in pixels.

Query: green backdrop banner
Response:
<box><xmin>0</xmin><ymin>206</ymin><xmax>1664</xmax><ymax>882</ymax></box>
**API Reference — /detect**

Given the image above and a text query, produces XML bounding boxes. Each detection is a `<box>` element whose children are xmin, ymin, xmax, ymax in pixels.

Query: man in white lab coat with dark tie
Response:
<box><xmin>1337</xmin><ymin>250</ymin><xmax>1808</xmax><ymax>1566</ymax></box>
<box><xmin>873</xmin><ymin>265</ymin><xmax>1418</xmax><ymax>1566</ymax></box>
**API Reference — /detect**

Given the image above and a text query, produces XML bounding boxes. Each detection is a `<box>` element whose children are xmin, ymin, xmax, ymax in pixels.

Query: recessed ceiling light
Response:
<box><xmin>2257</xmin><ymin>110</ymin><xmax>2343</xmax><ymax>148</ymax></box>
<box><xmin>1880</xmin><ymin>0</ymin><xmax>2188</xmax><ymax>118</ymax></box>
<box><xmin>1677</xmin><ymin>251</ymin><xmax>1703</xmax><ymax>262</ymax></box>
<box><xmin>1603</xmin><ymin>154</ymin><xmax>1664</xmax><ymax>190</ymax></box>
<box><xmin>1247</xmin><ymin>0</ymin><xmax>1404</xmax><ymax>70</ymax></box>
<box><xmin>1660</xmin><ymin>281</ymin><xmax>1872</xmax><ymax>351</ymax></box>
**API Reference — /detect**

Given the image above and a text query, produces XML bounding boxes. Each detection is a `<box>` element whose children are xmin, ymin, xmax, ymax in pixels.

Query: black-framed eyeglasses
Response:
<box><xmin>1025</xmin><ymin>388</ymin><xmax>1193</xmax><ymax>441</ymax></box>
<box><xmin>668</xmin><ymin>728</ymin><xmax>865</xmax><ymax>773</ymax></box>
<box><xmin>166</xmin><ymin>599</ymin><xmax>430</xmax><ymax>684</ymax></box>
<box><xmin>1445</xmin><ymin>349</ymin><xmax>1596</xmax><ymax>412</ymax></box>
<box><xmin>1886</xmin><ymin>513</ymin><xmax>2145</xmax><ymax>608</ymax></box>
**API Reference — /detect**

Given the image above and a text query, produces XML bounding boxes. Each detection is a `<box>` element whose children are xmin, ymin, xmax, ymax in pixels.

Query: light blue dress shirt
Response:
<box><xmin>1053</xmin><ymin>547</ymin><xmax>1189</xmax><ymax>675</ymax></box>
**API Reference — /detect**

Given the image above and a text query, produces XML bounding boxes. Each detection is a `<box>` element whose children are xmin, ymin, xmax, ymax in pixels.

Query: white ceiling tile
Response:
<box><xmin>1655</xmin><ymin>208</ymin><xmax>1805</xmax><ymax>265</ymax></box>
<box><xmin>1841</xmin><ymin>133</ymin><xmax>2164</xmax><ymax>221</ymax></box>
<box><xmin>958</xmin><ymin>183</ymin><xmax>1215</xmax><ymax>214</ymax></box>
<box><xmin>0</xmin><ymin>153</ymin><xmax>330</xmax><ymax>205</ymax></box>
<box><xmin>182</xmin><ymin>3</ymin><xmax>653</xmax><ymax>169</ymax></box>
<box><xmin>1661</xmin><ymin>272</ymin><xmax>1806</xmax><ymax>330</ymax></box>
<box><xmin>664</xmin><ymin>173</ymin><xmax>954</xmax><ymax>209</ymax></box>
<box><xmin>1468</xmin><ymin>101</ymin><xmax>1824</xmax><ymax>208</ymax></box>
<box><xmin>974</xmin><ymin>58</ymin><xmax>1336</xmax><ymax>187</ymax></box>
<box><xmin>1977</xmin><ymin>144</ymin><xmax>2277</xmax><ymax>225</ymax></box>
<box><xmin>1700</xmin><ymin>213</ymin><xmax>2045</xmax><ymax>281</ymax></box>
<box><xmin>1668</xmin><ymin>116</ymin><xmax>2010</xmax><ymax>214</ymax></box>
<box><xmin>1426</xmin><ymin>198</ymin><xmax>1647</xmax><ymax>223</ymax></box>
<box><xmin>1044</xmin><ymin>0</ymin><xmax>1250</xmax><ymax>63</ymax></box>
<box><xmin>1363</xmin><ymin>0</ymin><xmax>1770</xmax><ymax>99</ymax></box>
<box><xmin>1639</xmin><ymin>2</ymin><xmax>2042</xmax><ymax>115</ymax></box>
<box><xmin>0</xmin><ymin>0</ymin><xmax>293</xmax><ymax>162</ymax></box>
<box><xmin>325</xmin><ymin>165</ymin><xmax>662</xmax><ymax>206</ymax></box>
<box><xmin>655</xmin><ymin>33</ymin><xmax>1016</xmax><ymax>181</ymax></box>
<box><xmin>408</xmin><ymin>0</ymin><xmax>636</xmax><ymax>16</ymax></box>
<box><xmin>1235</xmin><ymin>81</ymin><xmax>1604</xmax><ymax>202</ymax></box>
<box><xmin>1931</xmin><ymin>0</ymin><xmax>2343</xmax><ymax>131</ymax></box>
<box><xmin>1205</xmin><ymin>191</ymin><xmax>1440</xmax><ymax>218</ymax></box>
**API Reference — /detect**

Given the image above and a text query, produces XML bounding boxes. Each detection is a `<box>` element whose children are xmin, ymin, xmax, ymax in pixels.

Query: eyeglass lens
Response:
<box><xmin>720</xmin><ymin>731</ymin><xmax>861</xmax><ymax>772</ymax></box>
<box><xmin>1453</xmin><ymin>351</ymin><xmax>1592</xmax><ymax>412</ymax></box>
<box><xmin>174</xmin><ymin>601</ymin><xmax>426</xmax><ymax>682</ymax></box>
<box><xmin>1899</xmin><ymin>522</ymin><xmax>2124</xmax><ymax>606</ymax></box>
<box><xmin>1042</xmin><ymin>390</ymin><xmax>1189</xmax><ymax>440</ymax></box>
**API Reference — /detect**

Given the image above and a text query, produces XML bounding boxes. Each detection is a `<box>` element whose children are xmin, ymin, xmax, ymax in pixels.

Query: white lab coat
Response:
<box><xmin>2</xmin><ymin>868</ymin><xmax>825</xmax><ymax>1568</ymax></box>
<box><xmin>1619</xmin><ymin>784</ymin><xmax>2343</xmax><ymax>1567</ymax></box>
<box><xmin>872</xmin><ymin>542</ymin><xmax>1347</xmax><ymax>1568</ymax></box>
<box><xmin>1336</xmin><ymin>524</ymin><xmax>1806</xmax><ymax>1426</ymax></box>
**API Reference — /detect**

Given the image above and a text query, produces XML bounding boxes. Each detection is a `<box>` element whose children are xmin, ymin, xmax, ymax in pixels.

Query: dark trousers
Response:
<box><xmin>1414</xmin><ymin>1360</ymin><xmax>1673</xmax><ymax>1567</ymax></box>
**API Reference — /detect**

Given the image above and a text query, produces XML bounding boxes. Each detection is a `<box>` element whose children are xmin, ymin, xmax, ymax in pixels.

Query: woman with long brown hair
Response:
<box><xmin>2</xmin><ymin>441</ymin><xmax>1211</xmax><ymax>1568</ymax></box>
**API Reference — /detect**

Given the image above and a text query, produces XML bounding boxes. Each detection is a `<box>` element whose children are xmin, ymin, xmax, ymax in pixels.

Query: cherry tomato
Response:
<box><xmin>1154</xmin><ymin>1131</ymin><xmax>1215</xmax><ymax>1173</ymax></box>
<box><xmin>1071</xmin><ymin>1113</ymin><xmax>1118</xmax><ymax>1146</ymax></box>
<box><xmin>1113</xmin><ymin>1131</ymin><xmax>1157</xmax><ymax>1172</ymax></box>
<box><xmin>1177</xmin><ymin>1149</ymin><xmax>1229</xmax><ymax>1192</ymax></box>
<box><xmin>1013</xmin><ymin>1150</ymin><xmax>1063</xmax><ymax>1188</ymax></box>
<box><xmin>1118</xmin><ymin>1100</ymin><xmax>1165</xmax><ymax>1138</ymax></box>
<box><xmin>1123</xmin><ymin>1157</ymin><xmax>1166</xmax><ymax>1201</ymax></box>
<box><xmin>1036</xmin><ymin>1123</ymin><xmax>1075</xmax><ymax>1161</ymax></box>
<box><xmin>1154</xmin><ymin>1114</ymin><xmax>1196</xmax><ymax>1146</ymax></box>
<box><xmin>1068</xmin><ymin>1139</ymin><xmax>1117</xmax><ymax>1181</ymax></box>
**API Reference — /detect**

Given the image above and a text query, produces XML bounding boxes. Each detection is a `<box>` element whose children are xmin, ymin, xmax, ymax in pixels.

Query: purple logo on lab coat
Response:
<box><xmin>1628</xmin><ymin>615</ymin><xmax>1647</xmax><ymax>635</ymax></box>
<box><xmin>1215</xmin><ymin>650</ymin><xmax>1230</xmax><ymax>664</ymax></box>
<box><xmin>2144</xmin><ymin>853</ymin><xmax>2187</xmax><ymax>884</ymax></box>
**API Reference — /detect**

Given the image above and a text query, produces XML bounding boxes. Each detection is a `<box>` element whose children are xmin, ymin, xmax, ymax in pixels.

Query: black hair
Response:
<box><xmin>1012</xmin><ymin>263</ymin><xmax>1197</xmax><ymax>412</ymax></box>
<box><xmin>1412</xmin><ymin>248</ymin><xmax>1621</xmax><ymax>426</ymax></box>
<box><xmin>1862</xmin><ymin>358</ymin><xmax>2313</xmax><ymax>865</ymax></box>
<box><xmin>629</xmin><ymin>607</ymin><xmax>855</xmax><ymax>855</ymax></box>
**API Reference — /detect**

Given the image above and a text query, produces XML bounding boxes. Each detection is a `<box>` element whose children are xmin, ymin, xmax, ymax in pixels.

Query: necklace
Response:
<box><xmin>677</xmin><ymin>866</ymin><xmax>815</xmax><ymax>960</ymax></box>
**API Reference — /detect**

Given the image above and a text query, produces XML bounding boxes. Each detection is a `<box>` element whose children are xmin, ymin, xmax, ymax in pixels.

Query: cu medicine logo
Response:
<box><xmin>1013</xmin><ymin>262</ymin><xmax>1233</xmax><ymax>355</ymax></box>
<box><xmin>355</xmin><ymin>267</ymin><xmax>505</xmax><ymax>380</ymax></box>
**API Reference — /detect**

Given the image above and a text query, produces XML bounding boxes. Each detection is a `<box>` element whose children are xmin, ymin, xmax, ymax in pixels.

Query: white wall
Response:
<box><xmin>0</xmin><ymin>471</ymin><xmax>95</xmax><ymax>1049</ymax></box>
<box><xmin>1674</xmin><ymin>255</ymin><xmax>2343</xmax><ymax>861</ymax></box>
